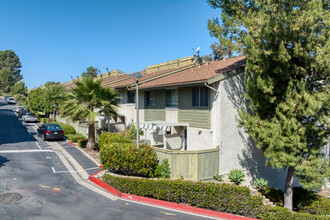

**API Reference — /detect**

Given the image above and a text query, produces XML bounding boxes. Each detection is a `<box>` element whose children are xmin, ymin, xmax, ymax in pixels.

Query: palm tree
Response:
<box><xmin>60</xmin><ymin>77</ymin><xmax>119</xmax><ymax>150</ymax></box>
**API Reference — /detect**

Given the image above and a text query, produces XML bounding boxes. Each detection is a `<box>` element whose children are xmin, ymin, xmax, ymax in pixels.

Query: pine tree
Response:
<box><xmin>0</xmin><ymin>50</ymin><xmax>22</xmax><ymax>87</ymax></box>
<box><xmin>208</xmin><ymin>0</ymin><xmax>330</xmax><ymax>210</ymax></box>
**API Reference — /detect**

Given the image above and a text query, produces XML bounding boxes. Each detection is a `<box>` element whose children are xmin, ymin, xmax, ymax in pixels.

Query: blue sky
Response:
<box><xmin>0</xmin><ymin>0</ymin><xmax>220</xmax><ymax>89</ymax></box>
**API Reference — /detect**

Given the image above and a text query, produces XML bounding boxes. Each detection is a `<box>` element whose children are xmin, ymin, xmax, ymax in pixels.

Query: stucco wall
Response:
<box><xmin>187</xmin><ymin>127</ymin><xmax>213</xmax><ymax>150</ymax></box>
<box><xmin>214</xmin><ymin>73</ymin><xmax>290</xmax><ymax>190</ymax></box>
<box><xmin>165</xmin><ymin>108</ymin><xmax>178</xmax><ymax>123</ymax></box>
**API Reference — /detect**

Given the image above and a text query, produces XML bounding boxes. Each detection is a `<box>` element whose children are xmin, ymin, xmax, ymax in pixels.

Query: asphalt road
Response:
<box><xmin>0</xmin><ymin>98</ymin><xmax>213</xmax><ymax>220</ymax></box>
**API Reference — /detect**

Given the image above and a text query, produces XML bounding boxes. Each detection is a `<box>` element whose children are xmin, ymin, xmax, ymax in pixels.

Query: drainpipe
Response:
<box><xmin>204</xmin><ymin>82</ymin><xmax>219</xmax><ymax>93</ymax></box>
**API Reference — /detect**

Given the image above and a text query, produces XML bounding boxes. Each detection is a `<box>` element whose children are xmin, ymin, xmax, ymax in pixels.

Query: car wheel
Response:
<box><xmin>43</xmin><ymin>135</ymin><xmax>46</xmax><ymax>141</ymax></box>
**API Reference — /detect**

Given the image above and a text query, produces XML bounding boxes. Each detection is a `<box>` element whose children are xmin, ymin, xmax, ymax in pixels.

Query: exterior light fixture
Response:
<box><xmin>131</xmin><ymin>71</ymin><xmax>143</xmax><ymax>149</ymax></box>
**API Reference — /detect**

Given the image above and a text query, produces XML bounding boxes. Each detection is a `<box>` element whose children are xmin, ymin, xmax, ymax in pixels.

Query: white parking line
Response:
<box><xmin>35</xmin><ymin>142</ymin><xmax>42</xmax><ymax>149</ymax></box>
<box><xmin>0</xmin><ymin>149</ymin><xmax>54</xmax><ymax>153</ymax></box>
<box><xmin>51</xmin><ymin>166</ymin><xmax>99</xmax><ymax>174</ymax></box>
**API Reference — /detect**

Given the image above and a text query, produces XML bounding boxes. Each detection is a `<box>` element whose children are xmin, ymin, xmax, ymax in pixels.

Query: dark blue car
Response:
<box><xmin>37</xmin><ymin>124</ymin><xmax>64</xmax><ymax>141</ymax></box>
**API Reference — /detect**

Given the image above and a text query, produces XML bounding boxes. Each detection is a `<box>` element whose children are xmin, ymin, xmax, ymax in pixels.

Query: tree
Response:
<box><xmin>43</xmin><ymin>82</ymin><xmax>67</xmax><ymax>115</ymax></box>
<box><xmin>81</xmin><ymin>66</ymin><xmax>99</xmax><ymax>78</ymax></box>
<box><xmin>11</xmin><ymin>81</ymin><xmax>28</xmax><ymax>105</ymax></box>
<box><xmin>60</xmin><ymin>77</ymin><xmax>119</xmax><ymax>150</ymax></box>
<box><xmin>28</xmin><ymin>87</ymin><xmax>46</xmax><ymax>112</ymax></box>
<box><xmin>0</xmin><ymin>50</ymin><xmax>22</xmax><ymax>86</ymax></box>
<box><xmin>0</xmin><ymin>68</ymin><xmax>11</xmax><ymax>93</ymax></box>
<box><xmin>208</xmin><ymin>0</ymin><xmax>330</xmax><ymax>210</ymax></box>
<box><xmin>11</xmin><ymin>81</ymin><xmax>27</xmax><ymax>95</ymax></box>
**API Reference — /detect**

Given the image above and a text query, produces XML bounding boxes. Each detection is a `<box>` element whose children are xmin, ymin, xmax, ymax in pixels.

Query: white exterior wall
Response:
<box><xmin>187</xmin><ymin>127</ymin><xmax>213</xmax><ymax>150</ymax></box>
<box><xmin>211</xmin><ymin>73</ymin><xmax>289</xmax><ymax>190</ymax></box>
<box><xmin>165</xmin><ymin>108</ymin><xmax>178</xmax><ymax>123</ymax></box>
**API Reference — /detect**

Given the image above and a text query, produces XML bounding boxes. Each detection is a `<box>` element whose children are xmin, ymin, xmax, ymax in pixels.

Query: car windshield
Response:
<box><xmin>46</xmin><ymin>125</ymin><xmax>62</xmax><ymax>130</ymax></box>
<box><xmin>27</xmin><ymin>113</ymin><xmax>36</xmax><ymax>116</ymax></box>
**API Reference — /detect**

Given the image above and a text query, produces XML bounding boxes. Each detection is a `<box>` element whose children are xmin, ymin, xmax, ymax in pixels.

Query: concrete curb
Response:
<box><xmin>88</xmin><ymin>168</ymin><xmax>258</xmax><ymax>220</ymax></box>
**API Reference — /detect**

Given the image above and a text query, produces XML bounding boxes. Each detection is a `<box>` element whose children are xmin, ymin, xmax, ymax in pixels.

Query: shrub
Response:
<box><xmin>124</xmin><ymin>123</ymin><xmax>144</xmax><ymax>140</ymax></box>
<box><xmin>254</xmin><ymin>178</ymin><xmax>269</xmax><ymax>193</ymax></box>
<box><xmin>40</xmin><ymin>118</ymin><xmax>52</xmax><ymax>124</ymax></box>
<box><xmin>298</xmin><ymin>195</ymin><xmax>330</xmax><ymax>215</ymax></box>
<box><xmin>258</xmin><ymin>206</ymin><xmax>330</xmax><ymax>220</ymax></box>
<box><xmin>78</xmin><ymin>139</ymin><xmax>87</xmax><ymax>148</ymax></box>
<box><xmin>154</xmin><ymin>158</ymin><xmax>171</xmax><ymax>178</ymax></box>
<box><xmin>67</xmin><ymin>134</ymin><xmax>85</xmax><ymax>143</ymax></box>
<box><xmin>100</xmin><ymin>141</ymin><xmax>158</xmax><ymax>178</ymax></box>
<box><xmin>213</xmin><ymin>174</ymin><xmax>223</xmax><ymax>182</ymax></box>
<box><xmin>98</xmin><ymin>132</ymin><xmax>132</xmax><ymax>148</ymax></box>
<box><xmin>228</xmin><ymin>169</ymin><xmax>245</xmax><ymax>185</ymax></box>
<box><xmin>262</xmin><ymin>187</ymin><xmax>284</xmax><ymax>206</ymax></box>
<box><xmin>102</xmin><ymin>174</ymin><xmax>264</xmax><ymax>218</ymax></box>
<box><xmin>47</xmin><ymin>121</ymin><xmax>76</xmax><ymax>135</ymax></box>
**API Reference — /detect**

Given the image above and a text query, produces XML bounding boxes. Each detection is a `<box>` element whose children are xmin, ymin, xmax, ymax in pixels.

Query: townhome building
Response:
<box><xmin>62</xmin><ymin>56</ymin><xmax>291</xmax><ymax>190</ymax></box>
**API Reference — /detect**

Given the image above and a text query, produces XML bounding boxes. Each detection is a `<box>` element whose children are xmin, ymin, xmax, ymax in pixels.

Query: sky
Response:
<box><xmin>0</xmin><ymin>0</ymin><xmax>220</xmax><ymax>89</ymax></box>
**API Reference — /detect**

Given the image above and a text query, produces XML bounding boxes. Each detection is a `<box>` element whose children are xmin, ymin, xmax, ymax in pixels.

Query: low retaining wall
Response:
<box><xmin>153</xmin><ymin>147</ymin><xmax>219</xmax><ymax>180</ymax></box>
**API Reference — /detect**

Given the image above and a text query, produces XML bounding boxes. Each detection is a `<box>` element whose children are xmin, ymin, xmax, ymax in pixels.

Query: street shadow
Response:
<box><xmin>0</xmin><ymin>155</ymin><xmax>10</xmax><ymax>168</ymax></box>
<box><xmin>0</xmin><ymin>108</ymin><xmax>38</xmax><ymax>145</ymax></box>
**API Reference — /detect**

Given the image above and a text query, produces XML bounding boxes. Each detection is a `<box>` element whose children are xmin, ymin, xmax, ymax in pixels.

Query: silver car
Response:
<box><xmin>22</xmin><ymin>113</ymin><xmax>38</xmax><ymax>122</ymax></box>
<box><xmin>7</xmin><ymin>97</ymin><xmax>16</xmax><ymax>104</ymax></box>
<box><xmin>15</xmin><ymin>106</ymin><xmax>24</xmax><ymax>113</ymax></box>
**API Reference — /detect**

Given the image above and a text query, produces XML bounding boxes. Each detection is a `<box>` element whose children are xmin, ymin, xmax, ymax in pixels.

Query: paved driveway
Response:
<box><xmin>0</xmin><ymin>99</ymin><xmax>213</xmax><ymax>220</ymax></box>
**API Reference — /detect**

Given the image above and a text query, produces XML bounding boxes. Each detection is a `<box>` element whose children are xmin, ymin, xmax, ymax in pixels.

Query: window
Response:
<box><xmin>192</xmin><ymin>87</ymin><xmax>208</xmax><ymax>107</ymax></box>
<box><xmin>127</xmin><ymin>91</ymin><xmax>135</xmax><ymax>103</ymax></box>
<box><xmin>145</xmin><ymin>91</ymin><xmax>156</xmax><ymax>107</ymax></box>
<box><xmin>166</xmin><ymin>89</ymin><xmax>178</xmax><ymax>107</ymax></box>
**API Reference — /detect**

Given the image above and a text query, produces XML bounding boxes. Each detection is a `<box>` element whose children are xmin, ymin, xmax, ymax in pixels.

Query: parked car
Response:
<box><xmin>15</xmin><ymin>106</ymin><xmax>24</xmax><ymax>113</ymax></box>
<box><xmin>4</xmin><ymin>96</ymin><xmax>11</xmax><ymax>102</ymax></box>
<box><xmin>22</xmin><ymin>113</ymin><xmax>38</xmax><ymax>122</ymax></box>
<box><xmin>18</xmin><ymin>108</ymin><xmax>30</xmax><ymax>119</ymax></box>
<box><xmin>7</xmin><ymin>97</ymin><xmax>16</xmax><ymax>104</ymax></box>
<box><xmin>37</xmin><ymin>124</ymin><xmax>64</xmax><ymax>141</ymax></box>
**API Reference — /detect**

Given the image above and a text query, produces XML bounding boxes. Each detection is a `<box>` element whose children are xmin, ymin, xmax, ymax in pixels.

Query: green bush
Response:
<box><xmin>98</xmin><ymin>132</ymin><xmax>132</xmax><ymax>148</ymax></box>
<box><xmin>100</xmin><ymin>141</ymin><xmax>158</xmax><ymax>178</ymax></box>
<box><xmin>40</xmin><ymin>118</ymin><xmax>53</xmax><ymax>124</ymax></box>
<box><xmin>298</xmin><ymin>195</ymin><xmax>330</xmax><ymax>215</ymax></box>
<box><xmin>124</xmin><ymin>123</ymin><xmax>144</xmax><ymax>140</ymax></box>
<box><xmin>102</xmin><ymin>174</ymin><xmax>264</xmax><ymax>218</ymax></box>
<box><xmin>254</xmin><ymin>178</ymin><xmax>269</xmax><ymax>193</ymax></box>
<box><xmin>67</xmin><ymin>134</ymin><xmax>85</xmax><ymax>142</ymax></box>
<box><xmin>47</xmin><ymin>121</ymin><xmax>76</xmax><ymax>135</ymax></box>
<box><xmin>78</xmin><ymin>139</ymin><xmax>87</xmax><ymax>148</ymax></box>
<box><xmin>154</xmin><ymin>158</ymin><xmax>171</xmax><ymax>178</ymax></box>
<box><xmin>228</xmin><ymin>169</ymin><xmax>245</xmax><ymax>185</ymax></box>
<box><xmin>258</xmin><ymin>206</ymin><xmax>330</xmax><ymax>220</ymax></box>
<box><xmin>213</xmin><ymin>174</ymin><xmax>223</xmax><ymax>182</ymax></box>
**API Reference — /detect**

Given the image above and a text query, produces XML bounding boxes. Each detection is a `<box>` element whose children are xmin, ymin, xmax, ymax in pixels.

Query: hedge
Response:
<box><xmin>102</xmin><ymin>174</ymin><xmax>330</xmax><ymax>219</ymax></box>
<box><xmin>66</xmin><ymin>134</ymin><xmax>85</xmax><ymax>143</ymax></box>
<box><xmin>98</xmin><ymin>132</ymin><xmax>132</xmax><ymax>148</ymax></box>
<box><xmin>102</xmin><ymin>174</ymin><xmax>264</xmax><ymax>218</ymax></box>
<box><xmin>259</xmin><ymin>206</ymin><xmax>330</xmax><ymax>220</ymax></box>
<box><xmin>78</xmin><ymin>139</ymin><xmax>87</xmax><ymax>148</ymax></box>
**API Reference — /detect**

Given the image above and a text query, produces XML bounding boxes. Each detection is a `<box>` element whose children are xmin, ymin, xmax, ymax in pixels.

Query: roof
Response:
<box><xmin>61</xmin><ymin>56</ymin><xmax>246</xmax><ymax>90</ymax></box>
<box><xmin>105</xmin><ymin>65</ymin><xmax>194</xmax><ymax>89</ymax></box>
<box><xmin>136</xmin><ymin>56</ymin><xmax>246</xmax><ymax>89</ymax></box>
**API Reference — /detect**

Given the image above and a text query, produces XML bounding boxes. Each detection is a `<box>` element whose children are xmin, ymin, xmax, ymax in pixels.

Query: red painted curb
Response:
<box><xmin>66</xmin><ymin>140</ymin><xmax>75</xmax><ymax>146</ymax></box>
<box><xmin>88</xmin><ymin>171</ymin><xmax>258</xmax><ymax>220</ymax></box>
